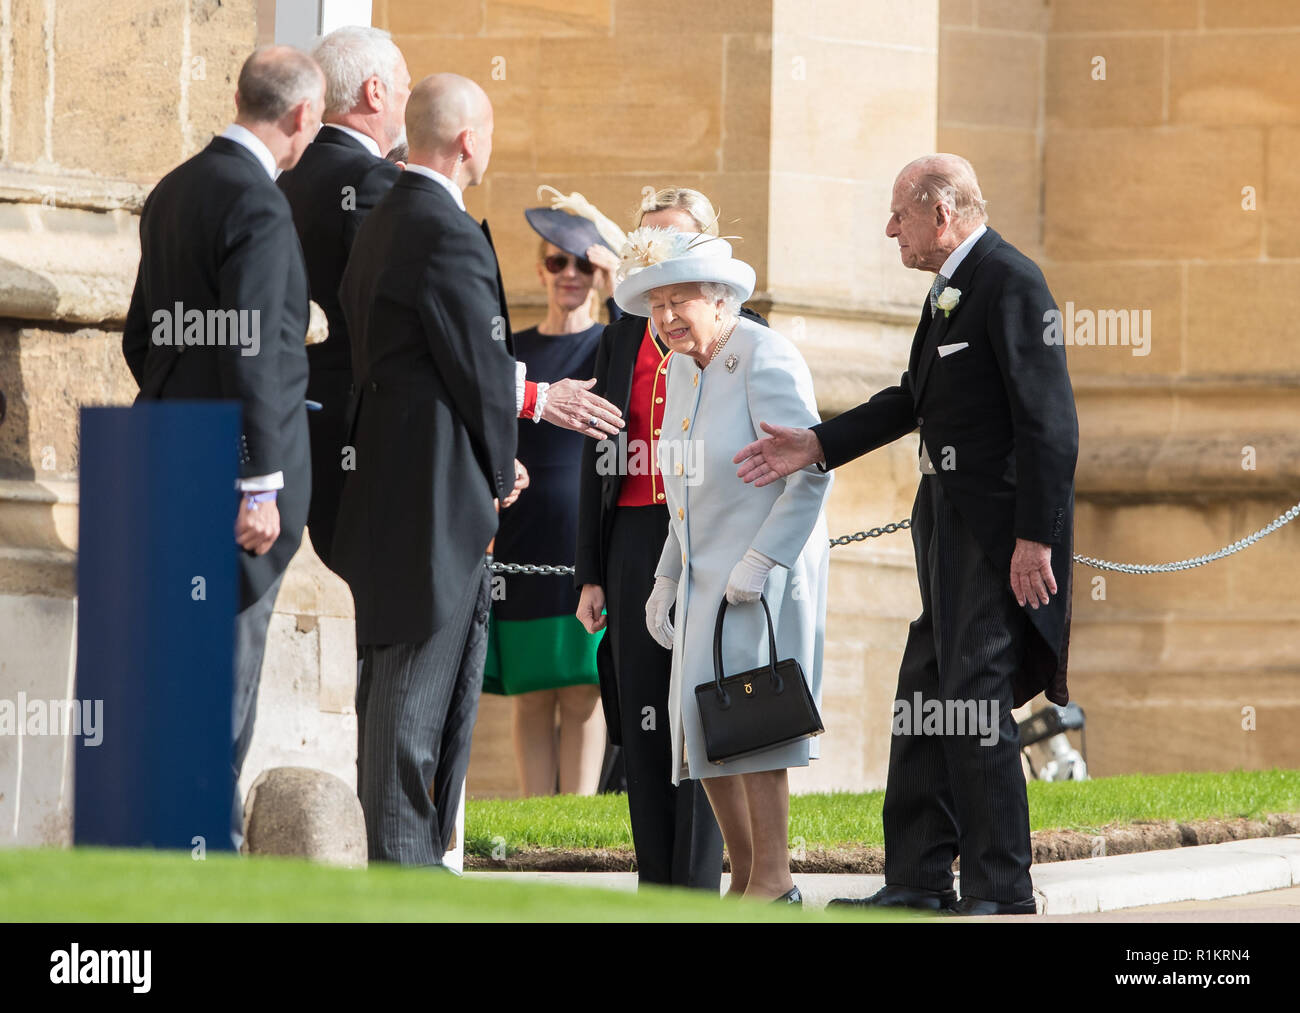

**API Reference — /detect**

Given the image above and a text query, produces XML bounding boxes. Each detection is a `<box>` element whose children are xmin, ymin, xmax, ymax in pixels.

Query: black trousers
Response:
<box><xmin>605</xmin><ymin>505</ymin><xmax>723</xmax><ymax>890</ymax></box>
<box><xmin>356</xmin><ymin>558</ymin><xmax>492</xmax><ymax>866</ymax></box>
<box><xmin>882</xmin><ymin>475</ymin><xmax>1033</xmax><ymax>902</ymax></box>
<box><xmin>231</xmin><ymin>570</ymin><xmax>285</xmax><ymax>849</ymax></box>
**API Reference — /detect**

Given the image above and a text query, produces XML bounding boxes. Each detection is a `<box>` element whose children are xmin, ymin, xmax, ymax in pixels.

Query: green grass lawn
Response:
<box><xmin>465</xmin><ymin>768</ymin><xmax>1300</xmax><ymax>856</ymax></box>
<box><xmin>4</xmin><ymin>769</ymin><xmax>1294</xmax><ymax>922</ymax></box>
<box><xmin>0</xmin><ymin>847</ymin><xmax>915</xmax><ymax>922</ymax></box>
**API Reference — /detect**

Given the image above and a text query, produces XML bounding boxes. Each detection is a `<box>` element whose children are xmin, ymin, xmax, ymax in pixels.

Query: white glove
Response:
<box><xmin>645</xmin><ymin>575</ymin><xmax>677</xmax><ymax>650</ymax></box>
<box><xmin>725</xmin><ymin>548</ymin><xmax>777</xmax><ymax>604</ymax></box>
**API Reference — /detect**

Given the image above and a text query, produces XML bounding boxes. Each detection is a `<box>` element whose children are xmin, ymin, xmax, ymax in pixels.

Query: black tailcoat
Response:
<box><xmin>813</xmin><ymin>228</ymin><xmax>1078</xmax><ymax>706</ymax></box>
<box><xmin>276</xmin><ymin>127</ymin><xmax>401</xmax><ymax>571</ymax></box>
<box><xmin>333</xmin><ymin>173</ymin><xmax>517</xmax><ymax>646</ymax></box>
<box><xmin>122</xmin><ymin>136</ymin><xmax>311</xmax><ymax>610</ymax></box>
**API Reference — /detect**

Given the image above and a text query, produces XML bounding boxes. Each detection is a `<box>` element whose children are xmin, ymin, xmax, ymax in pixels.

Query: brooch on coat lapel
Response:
<box><xmin>724</xmin><ymin>353</ymin><xmax>738</xmax><ymax>373</ymax></box>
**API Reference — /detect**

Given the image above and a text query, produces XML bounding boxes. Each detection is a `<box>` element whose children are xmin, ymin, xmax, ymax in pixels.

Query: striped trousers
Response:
<box><xmin>231</xmin><ymin>571</ymin><xmax>285</xmax><ymax>850</ymax></box>
<box><xmin>882</xmin><ymin>475</ymin><xmax>1034</xmax><ymax>902</ymax></box>
<box><xmin>356</xmin><ymin>557</ymin><xmax>492</xmax><ymax>866</ymax></box>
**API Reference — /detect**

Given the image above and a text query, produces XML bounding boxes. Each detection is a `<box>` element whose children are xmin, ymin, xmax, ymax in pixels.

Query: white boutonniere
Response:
<box><xmin>936</xmin><ymin>287</ymin><xmax>961</xmax><ymax>318</ymax></box>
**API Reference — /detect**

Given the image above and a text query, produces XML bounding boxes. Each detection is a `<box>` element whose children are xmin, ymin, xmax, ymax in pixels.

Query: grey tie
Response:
<box><xmin>929</xmin><ymin>273</ymin><xmax>949</xmax><ymax>315</ymax></box>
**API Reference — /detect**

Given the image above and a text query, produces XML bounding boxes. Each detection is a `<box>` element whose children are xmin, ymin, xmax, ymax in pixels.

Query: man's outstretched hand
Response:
<box><xmin>1010</xmin><ymin>538</ymin><xmax>1056</xmax><ymax>609</ymax></box>
<box><xmin>542</xmin><ymin>377</ymin><xmax>625</xmax><ymax>440</ymax></box>
<box><xmin>734</xmin><ymin>422</ymin><xmax>825</xmax><ymax>487</ymax></box>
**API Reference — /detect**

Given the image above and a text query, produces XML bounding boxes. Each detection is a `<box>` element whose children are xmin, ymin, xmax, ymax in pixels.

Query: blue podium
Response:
<box><xmin>74</xmin><ymin>403</ymin><xmax>239</xmax><ymax>851</ymax></box>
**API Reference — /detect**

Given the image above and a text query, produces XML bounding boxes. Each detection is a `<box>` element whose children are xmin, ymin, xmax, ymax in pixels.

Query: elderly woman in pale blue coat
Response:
<box><xmin>613</xmin><ymin>228</ymin><xmax>832</xmax><ymax>905</ymax></box>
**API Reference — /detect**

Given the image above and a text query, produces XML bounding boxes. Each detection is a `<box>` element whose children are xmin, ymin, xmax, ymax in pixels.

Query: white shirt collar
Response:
<box><xmin>938</xmin><ymin>223</ymin><xmax>988</xmax><ymax>281</ymax></box>
<box><xmin>402</xmin><ymin>163</ymin><xmax>466</xmax><ymax>212</ymax></box>
<box><xmin>220</xmin><ymin>123</ymin><xmax>277</xmax><ymax>180</ymax></box>
<box><xmin>322</xmin><ymin>123</ymin><xmax>383</xmax><ymax>159</ymax></box>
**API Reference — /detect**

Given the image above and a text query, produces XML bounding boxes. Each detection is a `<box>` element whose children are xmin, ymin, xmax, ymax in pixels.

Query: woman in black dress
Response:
<box><xmin>484</xmin><ymin>196</ymin><xmax>621</xmax><ymax>796</ymax></box>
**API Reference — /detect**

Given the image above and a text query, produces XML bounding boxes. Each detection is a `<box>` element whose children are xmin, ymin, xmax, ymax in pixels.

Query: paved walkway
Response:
<box><xmin>466</xmin><ymin>834</ymin><xmax>1300</xmax><ymax>916</ymax></box>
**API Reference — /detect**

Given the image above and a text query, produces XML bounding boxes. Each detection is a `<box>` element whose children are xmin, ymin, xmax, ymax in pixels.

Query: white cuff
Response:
<box><xmin>532</xmin><ymin>382</ymin><xmax>550</xmax><ymax>423</ymax></box>
<box><xmin>237</xmin><ymin>472</ymin><xmax>284</xmax><ymax>492</ymax></box>
<box><xmin>515</xmin><ymin>361</ymin><xmax>527</xmax><ymax>416</ymax></box>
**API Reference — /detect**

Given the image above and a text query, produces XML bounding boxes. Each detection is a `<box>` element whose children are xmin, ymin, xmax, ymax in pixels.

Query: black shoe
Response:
<box><xmin>942</xmin><ymin>896</ymin><xmax>1037</xmax><ymax>916</ymax></box>
<box><xmin>827</xmin><ymin>884</ymin><xmax>957</xmax><ymax>912</ymax></box>
<box><xmin>773</xmin><ymin>886</ymin><xmax>802</xmax><ymax>906</ymax></box>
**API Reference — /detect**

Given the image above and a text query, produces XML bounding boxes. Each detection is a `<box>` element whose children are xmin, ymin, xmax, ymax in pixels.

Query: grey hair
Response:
<box><xmin>635</xmin><ymin>187</ymin><xmax>720</xmax><ymax>235</ymax></box>
<box><xmin>235</xmin><ymin>45</ymin><xmax>324</xmax><ymax>123</ymax></box>
<box><xmin>699</xmin><ymin>281</ymin><xmax>741</xmax><ymax>317</ymax></box>
<box><xmin>900</xmin><ymin>153</ymin><xmax>988</xmax><ymax>224</ymax></box>
<box><xmin>312</xmin><ymin>26</ymin><xmax>402</xmax><ymax>116</ymax></box>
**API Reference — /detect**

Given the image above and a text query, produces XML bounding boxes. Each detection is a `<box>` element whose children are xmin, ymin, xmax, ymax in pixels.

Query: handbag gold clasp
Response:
<box><xmin>744</xmin><ymin>682</ymin><xmax>753</xmax><ymax>695</ymax></box>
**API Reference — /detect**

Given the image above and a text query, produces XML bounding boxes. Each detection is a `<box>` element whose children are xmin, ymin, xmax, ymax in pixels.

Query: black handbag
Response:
<box><xmin>694</xmin><ymin>595</ymin><xmax>824</xmax><ymax>765</ymax></box>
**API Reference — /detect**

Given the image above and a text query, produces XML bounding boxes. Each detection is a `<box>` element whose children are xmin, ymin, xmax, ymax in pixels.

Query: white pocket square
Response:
<box><xmin>937</xmin><ymin>342</ymin><xmax>969</xmax><ymax>358</ymax></box>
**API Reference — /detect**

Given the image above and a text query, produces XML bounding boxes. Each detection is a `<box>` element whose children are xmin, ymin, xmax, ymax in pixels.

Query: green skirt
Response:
<box><xmin>482</xmin><ymin>611</ymin><xmax>604</xmax><ymax>696</ymax></box>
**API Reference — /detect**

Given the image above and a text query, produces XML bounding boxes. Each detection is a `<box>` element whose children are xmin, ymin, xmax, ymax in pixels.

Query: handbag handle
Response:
<box><xmin>711</xmin><ymin>594</ymin><xmax>784</xmax><ymax>706</ymax></box>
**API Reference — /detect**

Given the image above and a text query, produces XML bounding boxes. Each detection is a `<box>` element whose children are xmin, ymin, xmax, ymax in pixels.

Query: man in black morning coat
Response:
<box><xmin>276</xmin><ymin>26</ymin><xmax>408</xmax><ymax>575</ymax></box>
<box><xmin>121</xmin><ymin>46</ymin><xmax>325</xmax><ymax>847</ymax></box>
<box><xmin>333</xmin><ymin>73</ymin><xmax>518</xmax><ymax>866</ymax></box>
<box><xmin>734</xmin><ymin>154</ymin><xmax>1079</xmax><ymax>915</ymax></box>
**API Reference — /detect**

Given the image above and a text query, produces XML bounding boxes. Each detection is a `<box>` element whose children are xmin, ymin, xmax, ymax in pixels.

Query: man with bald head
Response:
<box><xmin>123</xmin><ymin>45</ymin><xmax>325</xmax><ymax>848</ymax></box>
<box><xmin>332</xmin><ymin>73</ymin><xmax>517</xmax><ymax>865</ymax></box>
<box><xmin>734</xmin><ymin>154</ymin><xmax>1079</xmax><ymax>914</ymax></box>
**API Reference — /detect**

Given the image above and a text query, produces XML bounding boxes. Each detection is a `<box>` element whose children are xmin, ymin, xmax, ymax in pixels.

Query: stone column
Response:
<box><xmin>765</xmin><ymin>0</ymin><xmax>940</xmax><ymax>791</ymax></box>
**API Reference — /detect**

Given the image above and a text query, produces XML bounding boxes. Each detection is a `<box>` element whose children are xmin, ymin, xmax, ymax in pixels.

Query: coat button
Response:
<box><xmin>692</xmin><ymin>374</ymin><xmax>698</xmax><ymax>387</ymax></box>
<box><xmin>916</xmin><ymin>416</ymin><xmax>924</xmax><ymax>426</ymax></box>
<box><xmin>655</xmin><ymin>396</ymin><xmax>664</xmax><ymax>404</ymax></box>
<box><xmin>682</xmin><ymin>551</ymin><xmax>686</xmax><ymax>564</ymax></box>
<box><xmin>657</xmin><ymin>492</ymin><xmax>665</xmax><ymax>501</ymax></box>
<box><xmin>677</xmin><ymin>507</ymin><xmax>684</xmax><ymax>520</ymax></box>
<box><xmin>674</xmin><ymin>463</ymin><xmax>683</xmax><ymax>475</ymax></box>
<box><xmin>681</xmin><ymin>418</ymin><xmax>689</xmax><ymax>431</ymax></box>
<box><xmin>654</xmin><ymin>427</ymin><xmax>661</xmax><ymax>436</ymax></box>
<box><xmin>660</xmin><ymin>367</ymin><xmax>667</xmax><ymax>375</ymax></box>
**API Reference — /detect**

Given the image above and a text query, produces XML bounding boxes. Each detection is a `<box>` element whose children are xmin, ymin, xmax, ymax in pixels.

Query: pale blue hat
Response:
<box><xmin>613</xmin><ymin>230</ymin><xmax>756</xmax><ymax>317</ymax></box>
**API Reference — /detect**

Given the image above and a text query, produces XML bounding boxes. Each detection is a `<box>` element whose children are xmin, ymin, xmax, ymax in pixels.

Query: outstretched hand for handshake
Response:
<box><xmin>543</xmin><ymin>377</ymin><xmax>625</xmax><ymax>439</ymax></box>
<box><xmin>733</xmin><ymin>421</ymin><xmax>824</xmax><ymax>487</ymax></box>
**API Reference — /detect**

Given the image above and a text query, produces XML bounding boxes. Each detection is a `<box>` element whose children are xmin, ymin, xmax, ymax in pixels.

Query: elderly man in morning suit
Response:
<box><xmin>276</xmin><ymin>26</ymin><xmax>410</xmax><ymax>576</ymax></box>
<box><xmin>734</xmin><ymin>154</ymin><xmax>1079</xmax><ymax>915</ymax></box>
<box><xmin>333</xmin><ymin>74</ymin><xmax>521</xmax><ymax>866</ymax></box>
<box><xmin>122</xmin><ymin>46</ymin><xmax>325</xmax><ymax>848</ymax></box>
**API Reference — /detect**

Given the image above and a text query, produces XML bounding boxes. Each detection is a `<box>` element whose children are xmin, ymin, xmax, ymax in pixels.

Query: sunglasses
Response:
<box><xmin>543</xmin><ymin>253</ymin><xmax>595</xmax><ymax>275</ymax></box>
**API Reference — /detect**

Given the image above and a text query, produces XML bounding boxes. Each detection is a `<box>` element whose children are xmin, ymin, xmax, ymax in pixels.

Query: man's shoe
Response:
<box><xmin>827</xmin><ymin>884</ymin><xmax>957</xmax><ymax>912</ymax></box>
<box><xmin>773</xmin><ymin>886</ymin><xmax>802</xmax><ymax>906</ymax></box>
<box><xmin>942</xmin><ymin>896</ymin><xmax>1037</xmax><ymax>916</ymax></box>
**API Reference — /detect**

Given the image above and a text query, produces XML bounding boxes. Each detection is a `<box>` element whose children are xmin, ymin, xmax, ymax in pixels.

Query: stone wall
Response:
<box><xmin>939</xmin><ymin>0</ymin><xmax>1300</xmax><ymax>775</ymax></box>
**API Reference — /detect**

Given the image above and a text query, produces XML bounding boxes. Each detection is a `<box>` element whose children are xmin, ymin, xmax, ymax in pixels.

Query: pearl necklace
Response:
<box><xmin>704</xmin><ymin>317</ymin><xmax>738</xmax><ymax>368</ymax></box>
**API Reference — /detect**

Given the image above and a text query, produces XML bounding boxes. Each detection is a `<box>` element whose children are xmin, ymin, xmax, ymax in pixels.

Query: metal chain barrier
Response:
<box><xmin>489</xmin><ymin>562</ymin><xmax>579</xmax><ymax>576</ymax></box>
<box><xmin>1072</xmin><ymin>500</ymin><xmax>1300</xmax><ymax>574</ymax></box>
<box><xmin>491</xmin><ymin>500</ymin><xmax>1300</xmax><ymax>577</ymax></box>
<box><xmin>828</xmin><ymin>519</ymin><xmax>911</xmax><ymax>546</ymax></box>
